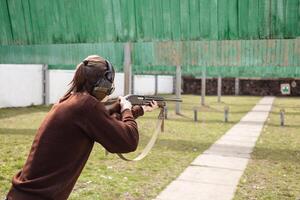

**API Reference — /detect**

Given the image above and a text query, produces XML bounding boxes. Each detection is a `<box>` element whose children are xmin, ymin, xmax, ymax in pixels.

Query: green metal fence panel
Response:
<box><xmin>0</xmin><ymin>0</ymin><xmax>299</xmax><ymax>45</ymax></box>
<box><xmin>180</xmin><ymin>0</ymin><xmax>190</xmax><ymax>40</ymax></box>
<box><xmin>6</xmin><ymin>0</ymin><xmax>27</xmax><ymax>44</ymax></box>
<box><xmin>170</xmin><ymin>0</ymin><xmax>181</xmax><ymax>40</ymax></box>
<box><xmin>248</xmin><ymin>0</ymin><xmax>259</xmax><ymax>39</ymax></box>
<box><xmin>189</xmin><ymin>0</ymin><xmax>200</xmax><ymax>40</ymax></box>
<box><xmin>238</xmin><ymin>0</ymin><xmax>249</xmax><ymax>39</ymax></box>
<box><xmin>0</xmin><ymin>0</ymin><xmax>12</xmax><ymax>44</ymax></box>
<box><xmin>285</xmin><ymin>0</ymin><xmax>299</xmax><ymax>38</ymax></box>
<box><xmin>217</xmin><ymin>0</ymin><xmax>228</xmax><ymax>39</ymax></box>
<box><xmin>258</xmin><ymin>0</ymin><xmax>269</xmax><ymax>38</ymax></box>
<box><xmin>272</xmin><ymin>0</ymin><xmax>283</xmax><ymax>38</ymax></box>
<box><xmin>199</xmin><ymin>0</ymin><xmax>211</xmax><ymax>39</ymax></box>
<box><xmin>182</xmin><ymin>66</ymin><xmax>300</xmax><ymax>78</ymax></box>
<box><xmin>0</xmin><ymin>43</ymin><xmax>124</xmax><ymax>71</ymax></box>
<box><xmin>161</xmin><ymin>0</ymin><xmax>171</xmax><ymax>40</ymax></box>
<box><xmin>112</xmin><ymin>0</ymin><xmax>123</xmax><ymax>41</ymax></box>
<box><xmin>209</xmin><ymin>0</ymin><xmax>219</xmax><ymax>40</ymax></box>
<box><xmin>228</xmin><ymin>0</ymin><xmax>238</xmax><ymax>39</ymax></box>
<box><xmin>152</xmin><ymin>0</ymin><xmax>163</xmax><ymax>39</ymax></box>
<box><xmin>1</xmin><ymin>39</ymin><xmax>299</xmax><ymax>78</ymax></box>
<box><xmin>142</xmin><ymin>0</ymin><xmax>154</xmax><ymax>41</ymax></box>
<box><xmin>132</xmin><ymin>65</ymin><xmax>176</xmax><ymax>75</ymax></box>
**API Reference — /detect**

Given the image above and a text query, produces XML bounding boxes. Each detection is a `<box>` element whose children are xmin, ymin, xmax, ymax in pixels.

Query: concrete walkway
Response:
<box><xmin>156</xmin><ymin>97</ymin><xmax>274</xmax><ymax>200</ymax></box>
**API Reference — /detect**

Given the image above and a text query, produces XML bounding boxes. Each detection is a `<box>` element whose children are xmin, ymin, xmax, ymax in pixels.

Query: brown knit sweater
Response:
<box><xmin>7</xmin><ymin>93</ymin><xmax>144</xmax><ymax>200</ymax></box>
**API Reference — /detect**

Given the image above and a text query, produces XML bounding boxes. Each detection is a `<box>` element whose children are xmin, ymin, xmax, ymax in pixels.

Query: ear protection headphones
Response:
<box><xmin>83</xmin><ymin>59</ymin><xmax>115</xmax><ymax>96</ymax></box>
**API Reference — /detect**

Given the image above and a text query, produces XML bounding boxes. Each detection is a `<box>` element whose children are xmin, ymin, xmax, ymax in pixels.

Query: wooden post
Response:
<box><xmin>42</xmin><ymin>64</ymin><xmax>49</xmax><ymax>105</ymax></box>
<box><xmin>201</xmin><ymin>67</ymin><xmax>206</xmax><ymax>106</ymax></box>
<box><xmin>280</xmin><ymin>109</ymin><xmax>285</xmax><ymax>126</ymax></box>
<box><xmin>175</xmin><ymin>65</ymin><xmax>181</xmax><ymax>114</ymax></box>
<box><xmin>164</xmin><ymin>106</ymin><xmax>168</xmax><ymax>119</ymax></box>
<box><xmin>155</xmin><ymin>75</ymin><xmax>158</xmax><ymax>95</ymax></box>
<box><xmin>124</xmin><ymin>43</ymin><xmax>132</xmax><ymax>95</ymax></box>
<box><xmin>224</xmin><ymin>106</ymin><xmax>229</xmax><ymax>123</ymax></box>
<box><xmin>172</xmin><ymin>76</ymin><xmax>176</xmax><ymax>94</ymax></box>
<box><xmin>131</xmin><ymin>73</ymin><xmax>135</xmax><ymax>94</ymax></box>
<box><xmin>235</xmin><ymin>78</ymin><xmax>239</xmax><ymax>96</ymax></box>
<box><xmin>161</xmin><ymin>119</ymin><xmax>164</xmax><ymax>132</ymax></box>
<box><xmin>193</xmin><ymin>108</ymin><xmax>198</xmax><ymax>122</ymax></box>
<box><xmin>217</xmin><ymin>76</ymin><xmax>222</xmax><ymax>103</ymax></box>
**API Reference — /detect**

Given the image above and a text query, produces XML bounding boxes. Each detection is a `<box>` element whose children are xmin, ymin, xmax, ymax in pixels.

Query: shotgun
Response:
<box><xmin>125</xmin><ymin>95</ymin><xmax>182</xmax><ymax>107</ymax></box>
<box><xmin>104</xmin><ymin>94</ymin><xmax>182</xmax><ymax>114</ymax></box>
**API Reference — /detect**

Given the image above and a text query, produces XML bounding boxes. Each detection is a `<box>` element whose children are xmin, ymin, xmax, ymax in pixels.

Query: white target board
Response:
<box><xmin>280</xmin><ymin>83</ymin><xmax>290</xmax><ymax>95</ymax></box>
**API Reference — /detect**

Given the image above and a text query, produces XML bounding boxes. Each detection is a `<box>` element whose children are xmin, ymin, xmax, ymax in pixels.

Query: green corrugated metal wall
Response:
<box><xmin>0</xmin><ymin>0</ymin><xmax>299</xmax><ymax>77</ymax></box>
<box><xmin>0</xmin><ymin>0</ymin><xmax>299</xmax><ymax>45</ymax></box>
<box><xmin>134</xmin><ymin>40</ymin><xmax>300</xmax><ymax>67</ymax></box>
<box><xmin>0</xmin><ymin>39</ymin><xmax>299</xmax><ymax>77</ymax></box>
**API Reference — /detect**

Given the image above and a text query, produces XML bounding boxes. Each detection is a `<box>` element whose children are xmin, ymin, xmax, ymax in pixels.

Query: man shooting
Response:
<box><xmin>6</xmin><ymin>55</ymin><xmax>158</xmax><ymax>200</ymax></box>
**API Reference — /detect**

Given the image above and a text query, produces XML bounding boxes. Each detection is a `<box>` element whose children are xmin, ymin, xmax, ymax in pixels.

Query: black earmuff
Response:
<box><xmin>104</xmin><ymin>60</ymin><xmax>114</xmax><ymax>83</ymax></box>
<box><xmin>92</xmin><ymin>59</ymin><xmax>115</xmax><ymax>96</ymax></box>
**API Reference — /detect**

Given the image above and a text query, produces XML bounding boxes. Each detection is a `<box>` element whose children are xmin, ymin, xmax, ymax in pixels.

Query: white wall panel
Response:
<box><xmin>157</xmin><ymin>75</ymin><xmax>173</xmax><ymax>94</ymax></box>
<box><xmin>49</xmin><ymin>71</ymin><xmax>124</xmax><ymax>103</ymax></box>
<box><xmin>110</xmin><ymin>73</ymin><xmax>124</xmax><ymax>98</ymax></box>
<box><xmin>134</xmin><ymin>75</ymin><xmax>156</xmax><ymax>95</ymax></box>
<box><xmin>0</xmin><ymin>66</ymin><xmax>173</xmax><ymax>108</ymax></box>
<box><xmin>0</xmin><ymin>64</ymin><xmax>43</xmax><ymax>108</ymax></box>
<box><xmin>48</xmin><ymin>70</ymin><xmax>75</xmax><ymax>104</ymax></box>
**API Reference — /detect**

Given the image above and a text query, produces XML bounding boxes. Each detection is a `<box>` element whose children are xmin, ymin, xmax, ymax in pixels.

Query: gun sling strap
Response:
<box><xmin>117</xmin><ymin>107</ymin><xmax>164</xmax><ymax>161</ymax></box>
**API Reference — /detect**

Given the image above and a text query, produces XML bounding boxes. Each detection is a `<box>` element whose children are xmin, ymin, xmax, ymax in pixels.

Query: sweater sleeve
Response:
<box><xmin>83</xmin><ymin>99</ymin><xmax>139</xmax><ymax>153</ymax></box>
<box><xmin>131</xmin><ymin>105</ymin><xmax>144</xmax><ymax>119</ymax></box>
<box><xmin>106</xmin><ymin>103</ymin><xmax>144</xmax><ymax>120</ymax></box>
<box><xmin>105</xmin><ymin>102</ymin><xmax>121</xmax><ymax>115</ymax></box>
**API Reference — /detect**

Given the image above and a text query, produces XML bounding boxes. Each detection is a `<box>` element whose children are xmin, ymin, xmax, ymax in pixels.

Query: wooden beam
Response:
<box><xmin>235</xmin><ymin>78</ymin><xmax>240</xmax><ymax>96</ymax></box>
<box><xmin>201</xmin><ymin>67</ymin><xmax>206</xmax><ymax>106</ymax></box>
<box><xmin>42</xmin><ymin>64</ymin><xmax>49</xmax><ymax>105</ymax></box>
<box><xmin>217</xmin><ymin>76</ymin><xmax>222</xmax><ymax>102</ymax></box>
<box><xmin>124</xmin><ymin>43</ymin><xmax>132</xmax><ymax>95</ymax></box>
<box><xmin>175</xmin><ymin>65</ymin><xmax>181</xmax><ymax>114</ymax></box>
<box><xmin>155</xmin><ymin>75</ymin><xmax>158</xmax><ymax>95</ymax></box>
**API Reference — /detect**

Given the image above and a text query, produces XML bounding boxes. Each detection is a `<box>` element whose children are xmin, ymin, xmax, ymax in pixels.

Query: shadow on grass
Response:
<box><xmin>265</xmin><ymin>123</ymin><xmax>300</xmax><ymax>128</ymax></box>
<box><xmin>157</xmin><ymin>139</ymin><xmax>300</xmax><ymax>164</ymax></box>
<box><xmin>156</xmin><ymin>138</ymin><xmax>212</xmax><ymax>153</ymax></box>
<box><xmin>0</xmin><ymin>128</ymin><xmax>36</xmax><ymax>135</ymax></box>
<box><xmin>176</xmin><ymin>113</ymin><xmax>193</xmax><ymax>119</ymax></box>
<box><xmin>163</xmin><ymin>107</ymin><xmax>273</xmax><ymax>115</ymax></box>
<box><xmin>141</xmin><ymin>115</ymin><xmax>237</xmax><ymax>124</ymax></box>
<box><xmin>162</xmin><ymin>117</ymin><xmax>300</xmax><ymax>127</ymax></box>
<box><xmin>268</xmin><ymin>111</ymin><xmax>300</xmax><ymax>116</ymax></box>
<box><xmin>253</xmin><ymin>147</ymin><xmax>300</xmax><ymax>164</ymax></box>
<box><xmin>137</xmin><ymin>134</ymin><xmax>215</xmax><ymax>153</ymax></box>
<box><xmin>0</xmin><ymin>106</ymin><xmax>51</xmax><ymax>119</ymax></box>
<box><xmin>168</xmin><ymin>118</ymin><xmax>240</xmax><ymax>125</ymax></box>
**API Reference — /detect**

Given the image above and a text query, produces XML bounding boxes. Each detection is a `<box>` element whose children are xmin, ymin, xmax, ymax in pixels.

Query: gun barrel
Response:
<box><xmin>162</xmin><ymin>98</ymin><xmax>182</xmax><ymax>102</ymax></box>
<box><xmin>143</xmin><ymin>96</ymin><xmax>182</xmax><ymax>102</ymax></box>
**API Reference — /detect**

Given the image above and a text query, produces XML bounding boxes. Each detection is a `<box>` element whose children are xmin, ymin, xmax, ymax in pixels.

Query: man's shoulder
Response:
<box><xmin>73</xmin><ymin>93</ymin><xmax>97</xmax><ymax>105</ymax></box>
<box><xmin>74</xmin><ymin>93</ymin><xmax>105</xmax><ymax>110</ymax></box>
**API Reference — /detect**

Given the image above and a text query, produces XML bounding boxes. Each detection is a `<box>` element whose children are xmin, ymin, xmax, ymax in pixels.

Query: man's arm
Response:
<box><xmin>106</xmin><ymin>102</ymin><xmax>144</xmax><ymax>120</ymax></box>
<box><xmin>83</xmin><ymin>99</ymin><xmax>139</xmax><ymax>153</ymax></box>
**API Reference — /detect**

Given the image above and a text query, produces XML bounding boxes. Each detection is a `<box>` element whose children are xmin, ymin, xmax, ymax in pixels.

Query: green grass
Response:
<box><xmin>0</xmin><ymin>95</ymin><xmax>260</xmax><ymax>200</ymax></box>
<box><xmin>234</xmin><ymin>97</ymin><xmax>300</xmax><ymax>200</ymax></box>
